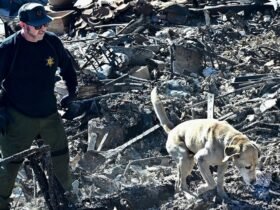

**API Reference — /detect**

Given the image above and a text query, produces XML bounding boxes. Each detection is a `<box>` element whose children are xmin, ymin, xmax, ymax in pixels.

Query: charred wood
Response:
<box><xmin>81</xmin><ymin>183</ymin><xmax>174</xmax><ymax>210</ymax></box>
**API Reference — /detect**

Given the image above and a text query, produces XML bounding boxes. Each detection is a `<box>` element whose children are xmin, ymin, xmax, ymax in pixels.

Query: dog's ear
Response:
<box><xmin>222</xmin><ymin>145</ymin><xmax>240</xmax><ymax>162</ymax></box>
<box><xmin>252</xmin><ymin>143</ymin><xmax>261</xmax><ymax>158</ymax></box>
<box><xmin>225</xmin><ymin>145</ymin><xmax>241</xmax><ymax>156</ymax></box>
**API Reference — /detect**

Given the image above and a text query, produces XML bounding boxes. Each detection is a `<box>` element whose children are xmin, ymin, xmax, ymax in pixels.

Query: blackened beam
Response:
<box><xmin>103</xmin><ymin>67</ymin><xmax>141</xmax><ymax>88</ymax></box>
<box><xmin>189</xmin><ymin>3</ymin><xmax>274</xmax><ymax>13</ymax></box>
<box><xmin>29</xmin><ymin>157</ymin><xmax>55</xmax><ymax>210</ymax></box>
<box><xmin>100</xmin><ymin>124</ymin><xmax>161</xmax><ymax>159</ymax></box>
<box><xmin>187</xmin><ymin>81</ymin><xmax>266</xmax><ymax>109</ymax></box>
<box><xmin>0</xmin><ymin>145</ymin><xmax>50</xmax><ymax>166</ymax></box>
<box><xmin>28</xmin><ymin>149</ymin><xmax>76</xmax><ymax>210</ymax></box>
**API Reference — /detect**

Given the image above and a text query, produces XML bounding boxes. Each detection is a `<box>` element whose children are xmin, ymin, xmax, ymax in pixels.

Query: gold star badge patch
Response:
<box><xmin>46</xmin><ymin>56</ymin><xmax>55</xmax><ymax>67</ymax></box>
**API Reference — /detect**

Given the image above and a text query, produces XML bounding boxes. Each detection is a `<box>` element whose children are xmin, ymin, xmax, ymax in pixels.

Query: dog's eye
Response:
<box><xmin>245</xmin><ymin>166</ymin><xmax>251</xmax><ymax>169</ymax></box>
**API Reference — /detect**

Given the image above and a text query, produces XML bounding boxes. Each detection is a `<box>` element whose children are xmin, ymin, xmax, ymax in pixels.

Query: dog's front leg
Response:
<box><xmin>194</xmin><ymin>149</ymin><xmax>216</xmax><ymax>195</ymax></box>
<box><xmin>217</xmin><ymin>163</ymin><xmax>229</xmax><ymax>199</ymax></box>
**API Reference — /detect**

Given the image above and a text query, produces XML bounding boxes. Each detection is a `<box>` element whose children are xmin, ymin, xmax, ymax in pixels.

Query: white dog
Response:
<box><xmin>151</xmin><ymin>87</ymin><xmax>260</xmax><ymax>198</ymax></box>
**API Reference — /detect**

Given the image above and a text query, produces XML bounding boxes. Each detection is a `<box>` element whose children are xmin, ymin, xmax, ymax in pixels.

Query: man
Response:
<box><xmin>0</xmin><ymin>3</ymin><xmax>77</xmax><ymax>209</ymax></box>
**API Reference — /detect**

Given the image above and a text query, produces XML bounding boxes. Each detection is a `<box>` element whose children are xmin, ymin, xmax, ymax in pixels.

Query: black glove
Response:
<box><xmin>60</xmin><ymin>94</ymin><xmax>77</xmax><ymax>109</ymax></box>
<box><xmin>0</xmin><ymin>108</ymin><xmax>12</xmax><ymax>135</ymax></box>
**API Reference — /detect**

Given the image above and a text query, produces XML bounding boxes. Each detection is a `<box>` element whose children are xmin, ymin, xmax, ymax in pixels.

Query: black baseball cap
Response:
<box><xmin>18</xmin><ymin>3</ymin><xmax>53</xmax><ymax>27</ymax></box>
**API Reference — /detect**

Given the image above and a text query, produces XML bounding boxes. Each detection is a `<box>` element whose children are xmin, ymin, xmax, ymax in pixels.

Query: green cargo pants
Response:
<box><xmin>0</xmin><ymin>108</ymin><xmax>72</xmax><ymax>210</ymax></box>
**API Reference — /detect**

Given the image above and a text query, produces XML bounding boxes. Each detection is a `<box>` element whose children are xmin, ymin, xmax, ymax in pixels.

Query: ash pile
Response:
<box><xmin>1</xmin><ymin>0</ymin><xmax>280</xmax><ymax>209</ymax></box>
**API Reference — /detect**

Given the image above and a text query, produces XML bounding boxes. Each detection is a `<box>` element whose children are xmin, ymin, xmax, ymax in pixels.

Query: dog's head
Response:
<box><xmin>222</xmin><ymin>136</ymin><xmax>260</xmax><ymax>185</ymax></box>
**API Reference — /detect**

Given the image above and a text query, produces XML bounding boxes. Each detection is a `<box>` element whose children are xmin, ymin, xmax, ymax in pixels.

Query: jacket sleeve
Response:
<box><xmin>55</xmin><ymin>38</ymin><xmax>78</xmax><ymax>96</ymax></box>
<box><xmin>0</xmin><ymin>42</ymin><xmax>13</xmax><ymax>86</ymax></box>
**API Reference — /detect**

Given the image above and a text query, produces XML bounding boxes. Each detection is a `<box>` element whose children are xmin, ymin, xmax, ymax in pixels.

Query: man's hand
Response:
<box><xmin>0</xmin><ymin>109</ymin><xmax>12</xmax><ymax>135</ymax></box>
<box><xmin>60</xmin><ymin>94</ymin><xmax>77</xmax><ymax>109</ymax></box>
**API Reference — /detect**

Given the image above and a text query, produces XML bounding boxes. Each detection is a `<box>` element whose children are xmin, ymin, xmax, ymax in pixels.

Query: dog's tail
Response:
<box><xmin>151</xmin><ymin>87</ymin><xmax>175</xmax><ymax>134</ymax></box>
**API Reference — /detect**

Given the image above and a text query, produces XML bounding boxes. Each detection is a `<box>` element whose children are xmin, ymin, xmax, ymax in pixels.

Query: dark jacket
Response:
<box><xmin>0</xmin><ymin>31</ymin><xmax>77</xmax><ymax>117</ymax></box>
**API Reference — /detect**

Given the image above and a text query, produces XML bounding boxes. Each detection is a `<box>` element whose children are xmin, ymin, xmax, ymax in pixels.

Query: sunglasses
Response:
<box><xmin>34</xmin><ymin>23</ymin><xmax>49</xmax><ymax>30</ymax></box>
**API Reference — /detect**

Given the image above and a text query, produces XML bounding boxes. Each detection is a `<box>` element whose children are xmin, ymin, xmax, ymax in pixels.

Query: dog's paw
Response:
<box><xmin>197</xmin><ymin>184</ymin><xmax>215</xmax><ymax>195</ymax></box>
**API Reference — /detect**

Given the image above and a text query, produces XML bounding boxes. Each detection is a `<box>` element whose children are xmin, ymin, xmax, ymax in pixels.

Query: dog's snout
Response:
<box><xmin>250</xmin><ymin>179</ymin><xmax>256</xmax><ymax>185</ymax></box>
